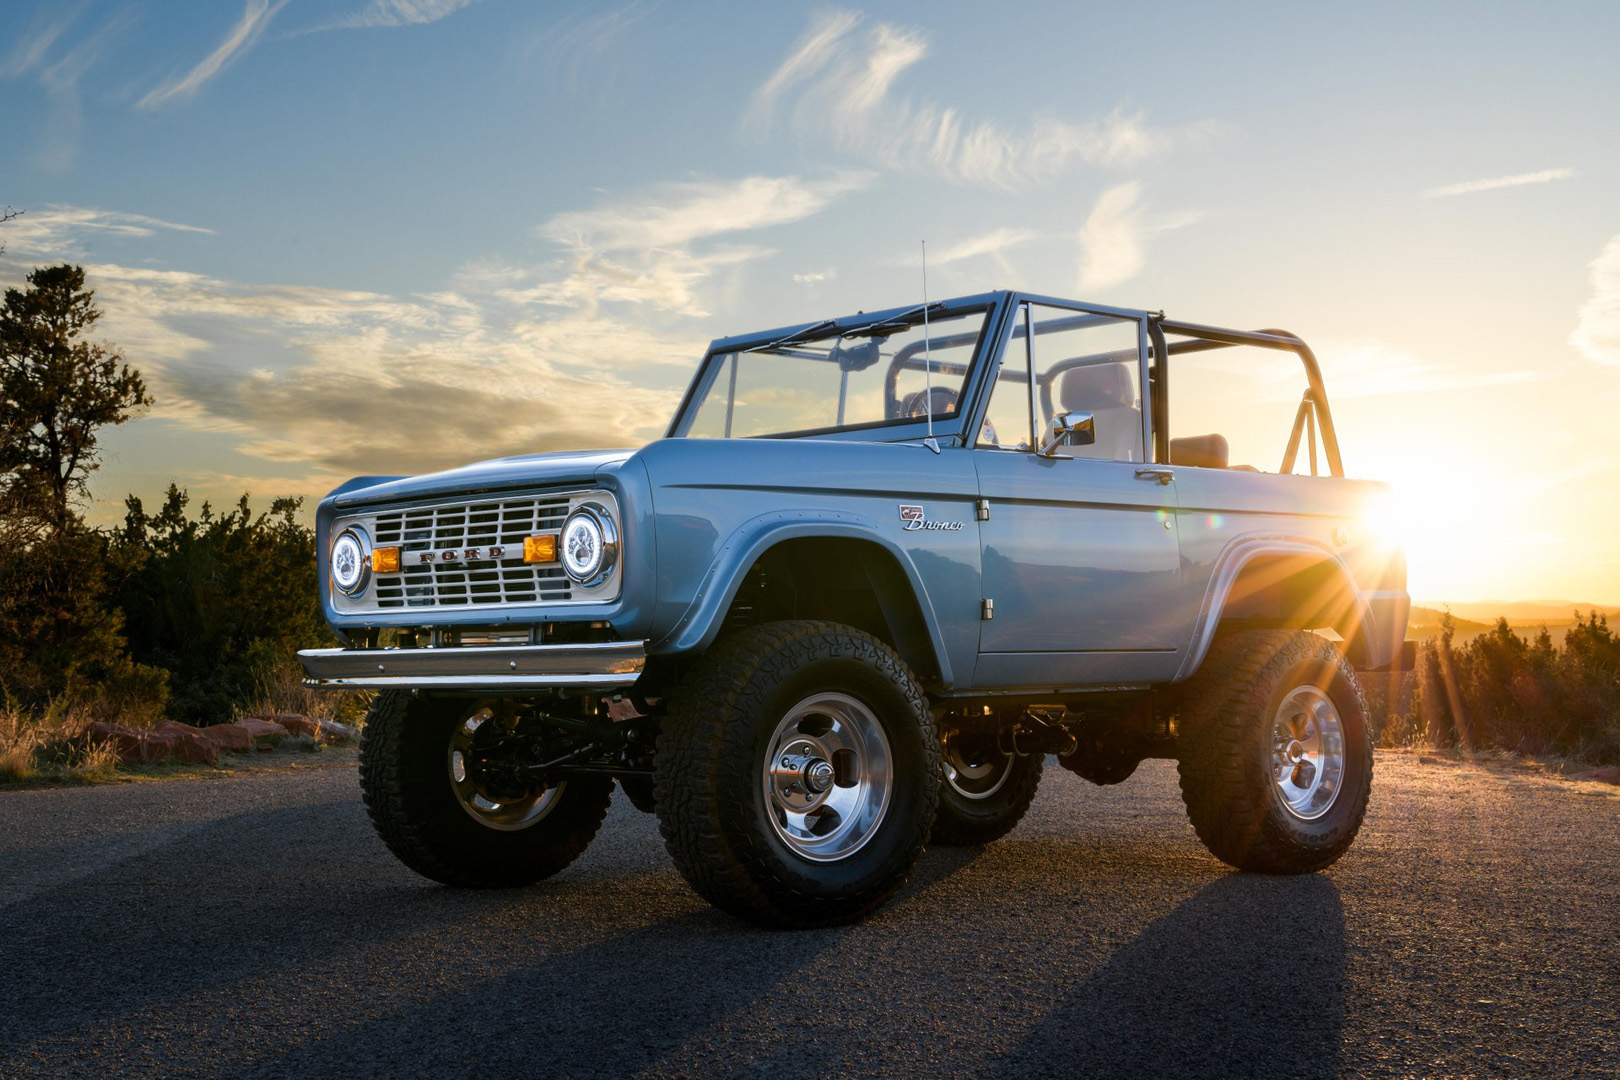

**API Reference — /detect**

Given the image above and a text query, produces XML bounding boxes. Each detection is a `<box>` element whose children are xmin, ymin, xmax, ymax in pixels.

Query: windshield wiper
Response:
<box><xmin>839</xmin><ymin>302</ymin><xmax>944</xmax><ymax>339</ymax></box>
<box><xmin>748</xmin><ymin>319</ymin><xmax>839</xmax><ymax>353</ymax></box>
<box><xmin>746</xmin><ymin>303</ymin><xmax>948</xmax><ymax>353</ymax></box>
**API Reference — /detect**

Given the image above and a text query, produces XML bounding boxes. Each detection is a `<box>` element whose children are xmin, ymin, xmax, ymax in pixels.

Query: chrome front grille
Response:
<box><xmin>370</xmin><ymin>495</ymin><xmax>574</xmax><ymax>608</ymax></box>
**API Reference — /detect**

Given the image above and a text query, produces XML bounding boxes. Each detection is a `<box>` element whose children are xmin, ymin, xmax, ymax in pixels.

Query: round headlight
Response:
<box><xmin>331</xmin><ymin>528</ymin><xmax>370</xmax><ymax>596</ymax></box>
<box><xmin>560</xmin><ymin>504</ymin><xmax>618</xmax><ymax>586</ymax></box>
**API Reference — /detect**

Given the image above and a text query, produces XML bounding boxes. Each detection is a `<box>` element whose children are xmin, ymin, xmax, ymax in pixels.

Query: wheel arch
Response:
<box><xmin>1173</xmin><ymin>535</ymin><xmax>1382</xmax><ymax>682</ymax></box>
<box><xmin>652</xmin><ymin>516</ymin><xmax>953</xmax><ymax>688</ymax></box>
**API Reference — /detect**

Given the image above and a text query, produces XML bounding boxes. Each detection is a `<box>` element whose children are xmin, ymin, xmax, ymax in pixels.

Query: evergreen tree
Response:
<box><xmin>0</xmin><ymin>264</ymin><xmax>151</xmax><ymax>536</ymax></box>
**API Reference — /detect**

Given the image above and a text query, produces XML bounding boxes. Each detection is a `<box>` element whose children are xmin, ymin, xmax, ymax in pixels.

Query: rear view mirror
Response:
<box><xmin>832</xmin><ymin>340</ymin><xmax>881</xmax><ymax>372</ymax></box>
<box><xmin>1039</xmin><ymin>410</ymin><xmax>1094</xmax><ymax>456</ymax></box>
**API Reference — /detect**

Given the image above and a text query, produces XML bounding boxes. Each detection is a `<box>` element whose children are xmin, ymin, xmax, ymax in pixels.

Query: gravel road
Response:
<box><xmin>2</xmin><ymin>752</ymin><xmax>1616</xmax><ymax>1079</ymax></box>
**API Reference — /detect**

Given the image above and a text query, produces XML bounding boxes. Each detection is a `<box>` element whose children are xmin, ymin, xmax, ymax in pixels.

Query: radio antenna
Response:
<box><xmin>921</xmin><ymin>240</ymin><xmax>939</xmax><ymax>453</ymax></box>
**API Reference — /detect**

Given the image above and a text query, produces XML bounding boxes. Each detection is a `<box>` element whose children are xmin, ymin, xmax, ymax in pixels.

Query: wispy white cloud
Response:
<box><xmin>1571</xmin><ymin>234</ymin><xmax>1620</xmax><ymax>367</ymax></box>
<box><xmin>1</xmin><ymin>6</ymin><xmax>79</xmax><ymax>78</ymax></box>
<box><xmin>748</xmin><ymin>10</ymin><xmax>1212</xmax><ymax>188</ymax></box>
<box><xmin>317</xmin><ymin>0</ymin><xmax>481</xmax><ymax>31</ymax></box>
<box><xmin>530</xmin><ymin>1</ymin><xmax>656</xmax><ymax>96</ymax></box>
<box><xmin>138</xmin><ymin>0</ymin><xmax>289</xmax><ymax>109</ymax></box>
<box><xmin>3</xmin><ymin>6</ymin><xmax>134</xmax><ymax>171</ymax></box>
<box><xmin>525</xmin><ymin>173</ymin><xmax>870</xmax><ymax>315</ymax></box>
<box><xmin>1075</xmin><ymin>183</ymin><xmax>1199</xmax><ymax>292</ymax></box>
<box><xmin>541</xmin><ymin>173</ymin><xmax>869</xmax><ymax>251</ymax></box>
<box><xmin>501</xmin><ymin>244</ymin><xmax>771</xmax><ymax>317</ymax></box>
<box><xmin>928</xmin><ymin>228</ymin><xmax>1033</xmax><ymax>267</ymax></box>
<box><xmin>793</xmin><ymin>269</ymin><xmax>835</xmax><ymax>284</ymax></box>
<box><xmin>748</xmin><ymin>10</ymin><xmax>858</xmax><ymax>125</ymax></box>
<box><xmin>0</xmin><ymin>204</ymin><xmax>214</xmax><ymax>256</ymax></box>
<box><xmin>1424</xmin><ymin>167</ymin><xmax>1574</xmax><ymax>199</ymax></box>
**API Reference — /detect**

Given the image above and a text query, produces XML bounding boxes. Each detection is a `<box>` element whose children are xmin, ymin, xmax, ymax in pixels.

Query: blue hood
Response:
<box><xmin>329</xmin><ymin>448</ymin><xmax>636</xmax><ymax>508</ymax></box>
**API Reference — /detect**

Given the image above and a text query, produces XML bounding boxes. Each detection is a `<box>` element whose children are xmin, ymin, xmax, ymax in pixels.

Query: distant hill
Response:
<box><xmin>1407</xmin><ymin>601</ymin><xmax>1620</xmax><ymax>646</ymax></box>
<box><xmin>1414</xmin><ymin>600</ymin><xmax>1620</xmax><ymax>626</ymax></box>
<box><xmin>1407</xmin><ymin>606</ymin><xmax>1492</xmax><ymax>642</ymax></box>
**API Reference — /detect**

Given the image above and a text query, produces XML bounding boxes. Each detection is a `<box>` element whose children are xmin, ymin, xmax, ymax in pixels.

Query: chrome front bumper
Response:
<box><xmin>297</xmin><ymin>640</ymin><xmax>646</xmax><ymax>691</ymax></box>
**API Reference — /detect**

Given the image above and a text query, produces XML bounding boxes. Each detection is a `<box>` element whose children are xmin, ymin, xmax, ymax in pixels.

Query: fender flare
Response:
<box><xmin>651</xmin><ymin>509</ymin><xmax>955</xmax><ymax>687</ymax></box>
<box><xmin>1171</xmin><ymin>533</ymin><xmax>1378</xmax><ymax>683</ymax></box>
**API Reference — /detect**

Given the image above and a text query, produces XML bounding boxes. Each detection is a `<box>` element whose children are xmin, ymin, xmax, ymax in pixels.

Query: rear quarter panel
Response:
<box><xmin>1170</xmin><ymin>466</ymin><xmax>1409</xmax><ymax>674</ymax></box>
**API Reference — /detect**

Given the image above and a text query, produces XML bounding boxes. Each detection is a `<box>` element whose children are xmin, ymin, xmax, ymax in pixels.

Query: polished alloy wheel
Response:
<box><xmin>1270</xmin><ymin>686</ymin><xmax>1345</xmax><ymax>821</ymax></box>
<box><xmin>941</xmin><ymin>732</ymin><xmax>1014</xmax><ymax>801</ymax></box>
<box><xmin>762</xmin><ymin>692</ymin><xmax>893</xmax><ymax>863</ymax></box>
<box><xmin>447</xmin><ymin>706</ymin><xmax>562</xmax><ymax>831</ymax></box>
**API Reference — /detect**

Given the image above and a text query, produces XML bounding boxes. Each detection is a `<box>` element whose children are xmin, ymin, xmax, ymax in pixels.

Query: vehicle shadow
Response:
<box><xmin>0</xmin><ymin>790</ymin><xmax>986</xmax><ymax>1077</ymax></box>
<box><xmin>239</xmin><ymin>843</ymin><xmax>987</xmax><ymax>1078</ymax></box>
<box><xmin>980</xmin><ymin>873</ymin><xmax>1346</xmax><ymax>1080</ymax></box>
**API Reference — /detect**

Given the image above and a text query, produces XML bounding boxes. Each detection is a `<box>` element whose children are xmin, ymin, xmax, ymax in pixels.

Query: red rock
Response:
<box><xmin>245</xmin><ymin>712</ymin><xmax>356</xmax><ymax>743</ymax></box>
<box><xmin>84</xmin><ymin>721</ymin><xmax>135</xmax><ymax>748</ymax></box>
<box><xmin>145</xmin><ymin>732</ymin><xmax>186</xmax><ymax>761</ymax></box>
<box><xmin>151</xmin><ymin>721</ymin><xmax>220</xmax><ymax>764</ymax></box>
<box><xmin>196</xmin><ymin>723</ymin><xmax>255</xmax><ymax>752</ymax></box>
<box><xmin>235</xmin><ymin>717</ymin><xmax>290</xmax><ymax>741</ymax></box>
<box><xmin>84</xmin><ymin>722</ymin><xmax>165</xmax><ymax>763</ymax></box>
<box><xmin>267</xmin><ymin>714</ymin><xmax>320</xmax><ymax>737</ymax></box>
<box><xmin>84</xmin><ymin>722</ymin><xmax>144</xmax><ymax>764</ymax></box>
<box><xmin>1570</xmin><ymin>765</ymin><xmax>1620</xmax><ymax>785</ymax></box>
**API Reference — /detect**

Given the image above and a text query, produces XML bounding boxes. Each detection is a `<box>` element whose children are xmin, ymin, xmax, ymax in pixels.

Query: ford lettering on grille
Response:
<box><xmin>405</xmin><ymin>545</ymin><xmax>508</xmax><ymax>566</ymax></box>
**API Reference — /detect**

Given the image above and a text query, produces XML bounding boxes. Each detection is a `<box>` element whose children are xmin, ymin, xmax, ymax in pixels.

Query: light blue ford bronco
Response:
<box><xmin>300</xmin><ymin>291</ymin><xmax>1411</xmax><ymax>928</ymax></box>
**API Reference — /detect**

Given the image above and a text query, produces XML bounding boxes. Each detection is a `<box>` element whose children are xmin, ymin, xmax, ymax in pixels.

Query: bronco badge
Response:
<box><xmin>898</xmin><ymin>504</ymin><xmax>965</xmax><ymax>532</ymax></box>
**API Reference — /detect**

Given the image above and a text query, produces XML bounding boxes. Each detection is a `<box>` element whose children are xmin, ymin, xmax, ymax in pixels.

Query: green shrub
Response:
<box><xmin>108</xmin><ymin>486</ymin><xmax>333</xmax><ymax>725</ymax></box>
<box><xmin>1367</xmin><ymin>612</ymin><xmax>1620</xmax><ymax>765</ymax></box>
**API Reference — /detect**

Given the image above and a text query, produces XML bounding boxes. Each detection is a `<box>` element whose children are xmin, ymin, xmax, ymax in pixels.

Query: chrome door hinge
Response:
<box><xmin>981</xmin><ymin>598</ymin><xmax>994</xmax><ymax>620</ymax></box>
<box><xmin>976</xmin><ymin>498</ymin><xmax>990</xmax><ymax>521</ymax></box>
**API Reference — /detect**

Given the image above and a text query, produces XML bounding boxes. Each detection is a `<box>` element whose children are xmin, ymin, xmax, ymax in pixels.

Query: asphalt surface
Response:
<box><xmin>2</xmin><ymin>753</ymin><xmax>1616</xmax><ymax>1080</ymax></box>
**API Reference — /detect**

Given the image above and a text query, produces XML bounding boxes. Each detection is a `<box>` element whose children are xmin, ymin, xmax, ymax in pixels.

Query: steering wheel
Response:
<box><xmin>900</xmin><ymin>386</ymin><xmax>957</xmax><ymax>419</ymax></box>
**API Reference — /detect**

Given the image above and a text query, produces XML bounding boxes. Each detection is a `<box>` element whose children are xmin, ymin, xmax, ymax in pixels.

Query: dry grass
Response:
<box><xmin>0</xmin><ymin>697</ymin><xmax>122</xmax><ymax>783</ymax></box>
<box><xmin>237</xmin><ymin>654</ymin><xmax>372</xmax><ymax>731</ymax></box>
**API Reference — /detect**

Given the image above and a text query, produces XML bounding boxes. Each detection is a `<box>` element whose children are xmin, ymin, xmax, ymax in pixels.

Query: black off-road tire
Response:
<box><xmin>653</xmin><ymin>620</ymin><xmax>940</xmax><ymax>929</ymax></box>
<box><xmin>1175</xmin><ymin>630</ymin><xmax>1373</xmax><ymax>874</ymax></box>
<box><xmin>931</xmin><ymin>742</ymin><xmax>1042</xmax><ymax>846</ymax></box>
<box><xmin>359</xmin><ymin>692</ymin><xmax>614</xmax><ymax>887</ymax></box>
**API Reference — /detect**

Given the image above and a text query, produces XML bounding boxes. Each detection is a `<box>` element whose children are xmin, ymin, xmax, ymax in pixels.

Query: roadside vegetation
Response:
<box><xmin>1364</xmin><ymin>611</ymin><xmax>1620</xmax><ymax>765</ymax></box>
<box><xmin>0</xmin><ymin>260</ymin><xmax>363</xmax><ymax>783</ymax></box>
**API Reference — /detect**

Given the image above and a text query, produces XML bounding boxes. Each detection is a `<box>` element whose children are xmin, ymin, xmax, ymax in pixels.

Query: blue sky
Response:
<box><xmin>3</xmin><ymin>0</ymin><xmax>1619</xmax><ymax>603</ymax></box>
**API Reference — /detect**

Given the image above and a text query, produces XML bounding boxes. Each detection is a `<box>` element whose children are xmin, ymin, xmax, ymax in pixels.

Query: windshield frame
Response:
<box><xmin>666</xmin><ymin>291</ymin><xmax>1008</xmax><ymax>442</ymax></box>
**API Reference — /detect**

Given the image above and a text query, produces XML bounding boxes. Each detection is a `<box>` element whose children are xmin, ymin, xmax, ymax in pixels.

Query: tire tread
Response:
<box><xmin>1175</xmin><ymin>630</ymin><xmax>1373</xmax><ymax>874</ymax></box>
<box><xmin>653</xmin><ymin>620</ymin><xmax>939</xmax><ymax>928</ymax></box>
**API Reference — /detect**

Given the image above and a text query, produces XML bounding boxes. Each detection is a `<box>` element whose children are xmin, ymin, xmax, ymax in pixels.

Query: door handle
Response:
<box><xmin>1135</xmin><ymin>468</ymin><xmax>1174</xmax><ymax>485</ymax></box>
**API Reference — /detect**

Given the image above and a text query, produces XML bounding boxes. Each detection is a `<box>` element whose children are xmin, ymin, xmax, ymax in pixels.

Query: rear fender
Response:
<box><xmin>1173</xmin><ymin>534</ymin><xmax>1389</xmax><ymax>682</ymax></box>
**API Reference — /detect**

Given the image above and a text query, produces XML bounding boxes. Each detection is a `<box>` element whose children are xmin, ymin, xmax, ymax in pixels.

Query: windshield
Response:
<box><xmin>677</xmin><ymin>307</ymin><xmax>989</xmax><ymax>438</ymax></box>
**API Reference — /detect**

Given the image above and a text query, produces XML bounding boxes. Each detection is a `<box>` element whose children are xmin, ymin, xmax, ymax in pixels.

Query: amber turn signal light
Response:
<box><xmin>524</xmin><ymin>534</ymin><xmax>558</xmax><ymax>564</ymax></box>
<box><xmin>371</xmin><ymin>546</ymin><xmax>401</xmax><ymax>574</ymax></box>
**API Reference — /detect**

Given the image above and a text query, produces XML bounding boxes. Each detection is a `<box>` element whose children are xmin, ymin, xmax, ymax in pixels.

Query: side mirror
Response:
<box><xmin>1038</xmin><ymin>410</ymin><xmax>1094</xmax><ymax>456</ymax></box>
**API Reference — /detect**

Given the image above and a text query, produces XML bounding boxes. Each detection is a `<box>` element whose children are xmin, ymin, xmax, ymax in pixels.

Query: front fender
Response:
<box><xmin>650</xmin><ymin>509</ymin><xmax>955</xmax><ymax>687</ymax></box>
